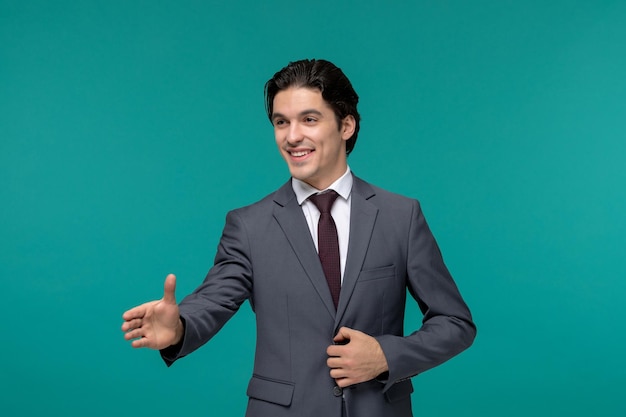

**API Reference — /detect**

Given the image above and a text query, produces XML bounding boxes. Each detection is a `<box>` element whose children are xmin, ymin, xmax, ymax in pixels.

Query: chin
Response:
<box><xmin>289</xmin><ymin>167</ymin><xmax>313</xmax><ymax>181</ymax></box>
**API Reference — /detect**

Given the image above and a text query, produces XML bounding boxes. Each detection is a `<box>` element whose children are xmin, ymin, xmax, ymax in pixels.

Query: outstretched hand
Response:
<box><xmin>326</xmin><ymin>327</ymin><xmax>389</xmax><ymax>388</ymax></box>
<box><xmin>121</xmin><ymin>274</ymin><xmax>184</xmax><ymax>350</ymax></box>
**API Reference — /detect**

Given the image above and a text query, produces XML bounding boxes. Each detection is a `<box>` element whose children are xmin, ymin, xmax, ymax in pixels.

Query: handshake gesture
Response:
<box><xmin>121</xmin><ymin>274</ymin><xmax>184</xmax><ymax>349</ymax></box>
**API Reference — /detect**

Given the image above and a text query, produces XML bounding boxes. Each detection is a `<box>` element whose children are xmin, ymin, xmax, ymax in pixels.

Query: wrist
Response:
<box><xmin>173</xmin><ymin>317</ymin><xmax>185</xmax><ymax>346</ymax></box>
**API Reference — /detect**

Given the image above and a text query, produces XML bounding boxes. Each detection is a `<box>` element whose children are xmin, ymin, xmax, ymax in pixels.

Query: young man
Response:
<box><xmin>122</xmin><ymin>59</ymin><xmax>476</xmax><ymax>417</ymax></box>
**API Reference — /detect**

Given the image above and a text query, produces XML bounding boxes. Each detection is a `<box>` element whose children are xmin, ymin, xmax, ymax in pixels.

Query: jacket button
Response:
<box><xmin>333</xmin><ymin>386</ymin><xmax>343</xmax><ymax>397</ymax></box>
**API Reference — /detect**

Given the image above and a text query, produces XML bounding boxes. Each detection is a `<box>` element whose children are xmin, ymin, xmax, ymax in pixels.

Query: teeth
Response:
<box><xmin>291</xmin><ymin>150</ymin><xmax>310</xmax><ymax>157</ymax></box>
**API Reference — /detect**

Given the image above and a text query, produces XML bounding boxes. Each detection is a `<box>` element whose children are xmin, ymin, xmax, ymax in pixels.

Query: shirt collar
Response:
<box><xmin>292</xmin><ymin>167</ymin><xmax>353</xmax><ymax>205</ymax></box>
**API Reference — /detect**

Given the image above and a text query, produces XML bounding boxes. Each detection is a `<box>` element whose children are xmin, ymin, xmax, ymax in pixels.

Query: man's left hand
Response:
<box><xmin>326</xmin><ymin>327</ymin><xmax>389</xmax><ymax>387</ymax></box>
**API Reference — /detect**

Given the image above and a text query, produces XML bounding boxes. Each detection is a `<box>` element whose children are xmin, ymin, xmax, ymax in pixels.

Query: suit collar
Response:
<box><xmin>273</xmin><ymin>172</ymin><xmax>374</xmax><ymax>205</ymax></box>
<box><xmin>291</xmin><ymin>167</ymin><xmax>353</xmax><ymax>204</ymax></box>
<box><xmin>271</xmin><ymin>175</ymin><xmax>379</xmax><ymax>321</ymax></box>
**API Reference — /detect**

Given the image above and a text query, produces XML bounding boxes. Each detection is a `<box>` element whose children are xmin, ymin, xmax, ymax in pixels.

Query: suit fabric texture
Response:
<box><xmin>162</xmin><ymin>175</ymin><xmax>476</xmax><ymax>417</ymax></box>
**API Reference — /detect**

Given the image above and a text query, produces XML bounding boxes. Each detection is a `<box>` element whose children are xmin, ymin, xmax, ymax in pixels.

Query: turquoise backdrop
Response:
<box><xmin>2</xmin><ymin>1</ymin><xmax>625</xmax><ymax>416</ymax></box>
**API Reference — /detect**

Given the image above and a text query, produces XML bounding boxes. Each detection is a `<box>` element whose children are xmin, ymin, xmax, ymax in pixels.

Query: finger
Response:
<box><xmin>131</xmin><ymin>337</ymin><xmax>150</xmax><ymax>349</ymax></box>
<box><xmin>335</xmin><ymin>377</ymin><xmax>353</xmax><ymax>388</ymax></box>
<box><xmin>327</xmin><ymin>344</ymin><xmax>344</xmax><ymax>357</ymax></box>
<box><xmin>327</xmin><ymin>357</ymin><xmax>342</xmax><ymax>368</ymax></box>
<box><xmin>331</xmin><ymin>371</ymin><xmax>354</xmax><ymax>386</ymax></box>
<box><xmin>124</xmin><ymin>327</ymin><xmax>145</xmax><ymax>341</ymax></box>
<box><xmin>122</xmin><ymin>305</ymin><xmax>146</xmax><ymax>321</ymax></box>
<box><xmin>333</xmin><ymin>326</ymin><xmax>352</xmax><ymax>343</ymax></box>
<box><xmin>329</xmin><ymin>368</ymin><xmax>346</xmax><ymax>379</ymax></box>
<box><xmin>122</xmin><ymin>319</ymin><xmax>143</xmax><ymax>331</ymax></box>
<box><xmin>163</xmin><ymin>274</ymin><xmax>177</xmax><ymax>305</ymax></box>
<box><xmin>121</xmin><ymin>318</ymin><xmax>143</xmax><ymax>332</ymax></box>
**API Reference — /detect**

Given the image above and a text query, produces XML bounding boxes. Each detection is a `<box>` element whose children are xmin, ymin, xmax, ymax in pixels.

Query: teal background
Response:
<box><xmin>2</xmin><ymin>1</ymin><xmax>625</xmax><ymax>416</ymax></box>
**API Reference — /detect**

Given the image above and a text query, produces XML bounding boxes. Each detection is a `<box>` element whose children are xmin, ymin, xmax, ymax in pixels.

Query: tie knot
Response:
<box><xmin>309</xmin><ymin>190</ymin><xmax>339</xmax><ymax>214</ymax></box>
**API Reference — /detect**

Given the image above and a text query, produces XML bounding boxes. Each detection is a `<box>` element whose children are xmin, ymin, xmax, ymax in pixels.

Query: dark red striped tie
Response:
<box><xmin>309</xmin><ymin>191</ymin><xmax>341</xmax><ymax>308</ymax></box>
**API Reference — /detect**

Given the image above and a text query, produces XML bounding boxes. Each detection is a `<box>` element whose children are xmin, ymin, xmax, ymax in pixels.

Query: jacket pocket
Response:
<box><xmin>358</xmin><ymin>265</ymin><xmax>395</xmax><ymax>282</ymax></box>
<box><xmin>384</xmin><ymin>379</ymin><xmax>414</xmax><ymax>403</ymax></box>
<box><xmin>246</xmin><ymin>374</ymin><xmax>295</xmax><ymax>406</ymax></box>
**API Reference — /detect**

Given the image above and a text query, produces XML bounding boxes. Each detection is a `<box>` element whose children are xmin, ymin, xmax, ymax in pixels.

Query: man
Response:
<box><xmin>122</xmin><ymin>59</ymin><xmax>476</xmax><ymax>416</ymax></box>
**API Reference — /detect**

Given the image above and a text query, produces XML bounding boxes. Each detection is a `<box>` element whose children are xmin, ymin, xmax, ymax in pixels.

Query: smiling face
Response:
<box><xmin>272</xmin><ymin>87</ymin><xmax>356</xmax><ymax>190</ymax></box>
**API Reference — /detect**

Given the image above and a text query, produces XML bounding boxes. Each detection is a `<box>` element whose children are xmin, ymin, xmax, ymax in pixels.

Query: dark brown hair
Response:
<box><xmin>264</xmin><ymin>59</ymin><xmax>361</xmax><ymax>155</ymax></box>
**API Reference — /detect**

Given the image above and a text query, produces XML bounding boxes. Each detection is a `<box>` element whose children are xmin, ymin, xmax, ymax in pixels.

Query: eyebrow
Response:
<box><xmin>271</xmin><ymin>109</ymin><xmax>324</xmax><ymax>120</ymax></box>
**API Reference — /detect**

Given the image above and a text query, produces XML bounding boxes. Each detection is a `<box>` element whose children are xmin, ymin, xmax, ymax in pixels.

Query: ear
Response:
<box><xmin>340</xmin><ymin>115</ymin><xmax>356</xmax><ymax>141</ymax></box>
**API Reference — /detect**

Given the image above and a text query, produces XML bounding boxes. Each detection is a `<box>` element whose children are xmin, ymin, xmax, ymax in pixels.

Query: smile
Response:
<box><xmin>289</xmin><ymin>150</ymin><xmax>313</xmax><ymax>157</ymax></box>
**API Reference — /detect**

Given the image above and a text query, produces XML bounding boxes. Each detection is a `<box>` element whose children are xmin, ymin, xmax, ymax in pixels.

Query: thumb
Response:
<box><xmin>333</xmin><ymin>326</ymin><xmax>353</xmax><ymax>344</ymax></box>
<box><xmin>163</xmin><ymin>273</ymin><xmax>177</xmax><ymax>304</ymax></box>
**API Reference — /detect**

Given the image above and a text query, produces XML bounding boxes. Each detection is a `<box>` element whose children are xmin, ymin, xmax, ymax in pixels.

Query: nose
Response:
<box><xmin>286</xmin><ymin>123</ymin><xmax>304</xmax><ymax>145</ymax></box>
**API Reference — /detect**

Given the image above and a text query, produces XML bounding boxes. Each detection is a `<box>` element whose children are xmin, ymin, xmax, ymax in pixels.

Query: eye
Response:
<box><xmin>273</xmin><ymin>119</ymin><xmax>287</xmax><ymax>127</ymax></box>
<box><xmin>304</xmin><ymin>116</ymin><xmax>317</xmax><ymax>123</ymax></box>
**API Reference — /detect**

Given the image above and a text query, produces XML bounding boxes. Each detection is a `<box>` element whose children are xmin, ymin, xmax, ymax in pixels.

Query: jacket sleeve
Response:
<box><xmin>161</xmin><ymin>209</ymin><xmax>253</xmax><ymax>365</ymax></box>
<box><xmin>375</xmin><ymin>200</ymin><xmax>476</xmax><ymax>391</ymax></box>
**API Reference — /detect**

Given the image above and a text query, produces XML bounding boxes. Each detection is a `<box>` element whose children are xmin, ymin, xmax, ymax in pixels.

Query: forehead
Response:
<box><xmin>272</xmin><ymin>87</ymin><xmax>333</xmax><ymax>115</ymax></box>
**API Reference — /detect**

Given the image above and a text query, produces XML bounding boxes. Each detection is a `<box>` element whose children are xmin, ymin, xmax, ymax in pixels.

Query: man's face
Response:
<box><xmin>272</xmin><ymin>87</ymin><xmax>355</xmax><ymax>190</ymax></box>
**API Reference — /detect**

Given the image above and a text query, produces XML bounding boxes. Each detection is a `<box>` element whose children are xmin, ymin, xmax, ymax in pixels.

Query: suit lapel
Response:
<box><xmin>272</xmin><ymin>181</ymin><xmax>337</xmax><ymax>319</ymax></box>
<box><xmin>335</xmin><ymin>177</ymin><xmax>378</xmax><ymax>326</ymax></box>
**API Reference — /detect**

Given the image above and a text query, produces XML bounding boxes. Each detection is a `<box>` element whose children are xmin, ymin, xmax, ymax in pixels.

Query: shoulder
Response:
<box><xmin>353</xmin><ymin>176</ymin><xmax>421</xmax><ymax>210</ymax></box>
<box><xmin>227</xmin><ymin>180</ymin><xmax>293</xmax><ymax>218</ymax></box>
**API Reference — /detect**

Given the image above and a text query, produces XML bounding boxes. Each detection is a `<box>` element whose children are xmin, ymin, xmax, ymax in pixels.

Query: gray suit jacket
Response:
<box><xmin>163</xmin><ymin>176</ymin><xmax>476</xmax><ymax>417</ymax></box>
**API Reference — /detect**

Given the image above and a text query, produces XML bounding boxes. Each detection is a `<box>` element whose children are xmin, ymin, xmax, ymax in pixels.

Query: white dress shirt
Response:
<box><xmin>291</xmin><ymin>167</ymin><xmax>352</xmax><ymax>282</ymax></box>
